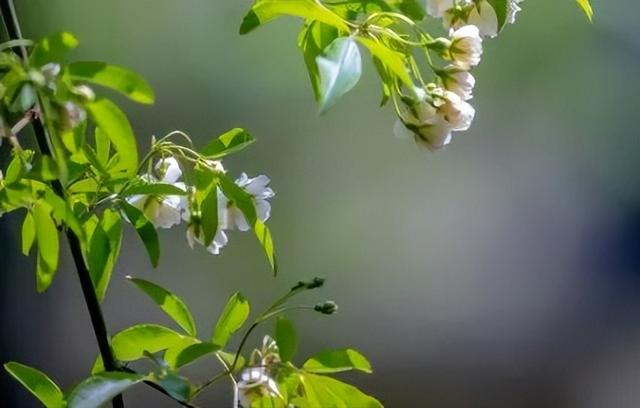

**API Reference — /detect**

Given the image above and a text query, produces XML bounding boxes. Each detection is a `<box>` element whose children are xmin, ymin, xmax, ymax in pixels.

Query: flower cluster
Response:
<box><xmin>127</xmin><ymin>156</ymin><xmax>274</xmax><ymax>255</ymax></box>
<box><xmin>393</xmin><ymin>1</ymin><xmax>524</xmax><ymax>151</ymax></box>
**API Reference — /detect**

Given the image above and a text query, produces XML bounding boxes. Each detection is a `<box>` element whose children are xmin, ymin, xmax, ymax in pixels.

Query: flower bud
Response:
<box><xmin>292</xmin><ymin>277</ymin><xmax>325</xmax><ymax>291</ymax></box>
<box><xmin>71</xmin><ymin>85</ymin><xmax>96</xmax><ymax>103</ymax></box>
<box><xmin>314</xmin><ymin>300</ymin><xmax>338</xmax><ymax>315</ymax></box>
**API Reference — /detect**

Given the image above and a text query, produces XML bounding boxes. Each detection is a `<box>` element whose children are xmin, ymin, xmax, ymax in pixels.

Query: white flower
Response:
<box><xmin>220</xmin><ymin>173</ymin><xmax>274</xmax><ymax>231</ymax></box>
<box><xmin>425</xmin><ymin>0</ymin><xmax>454</xmax><ymax>18</ymax></box>
<box><xmin>62</xmin><ymin>102</ymin><xmax>87</xmax><ymax>128</ymax></box>
<box><xmin>440</xmin><ymin>65</ymin><xmax>476</xmax><ymax>100</ymax></box>
<box><xmin>237</xmin><ymin>367</ymin><xmax>282</xmax><ymax>408</ymax></box>
<box><xmin>126</xmin><ymin>158</ymin><xmax>187</xmax><ymax>229</ymax></box>
<box><xmin>449</xmin><ymin>25</ymin><xmax>483</xmax><ymax>69</ymax></box>
<box><xmin>394</xmin><ymin>86</ymin><xmax>475</xmax><ymax>151</ymax></box>
<box><xmin>506</xmin><ymin>0</ymin><xmax>524</xmax><ymax>24</ymax></box>
<box><xmin>185</xmin><ymin>223</ymin><xmax>229</xmax><ymax>255</ymax></box>
<box><xmin>467</xmin><ymin>0</ymin><xmax>499</xmax><ymax>37</ymax></box>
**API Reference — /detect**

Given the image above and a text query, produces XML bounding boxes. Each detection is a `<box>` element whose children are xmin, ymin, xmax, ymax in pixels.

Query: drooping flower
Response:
<box><xmin>467</xmin><ymin>0</ymin><xmax>499</xmax><ymax>37</ymax></box>
<box><xmin>237</xmin><ymin>335</ymin><xmax>283</xmax><ymax>407</ymax></box>
<box><xmin>220</xmin><ymin>173</ymin><xmax>274</xmax><ymax>231</ymax></box>
<box><xmin>394</xmin><ymin>86</ymin><xmax>475</xmax><ymax>151</ymax></box>
<box><xmin>126</xmin><ymin>157</ymin><xmax>188</xmax><ymax>229</ymax></box>
<box><xmin>185</xmin><ymin>222</ymin><xmax>229</xmax><ymax>255</ymax></box>
<box><xmin>449</xmin><ymin>25</ymin><xmax>483</xmax><ymax>69</ymax></box>
<box><xmin>440</xmin><ymin>65</ymin><xmax>476</xmax><ymax>100</ymax></box>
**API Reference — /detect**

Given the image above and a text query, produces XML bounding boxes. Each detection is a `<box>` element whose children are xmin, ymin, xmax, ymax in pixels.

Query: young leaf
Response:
<box><xmin>294</xmin><ymin>373</ymin><xmax>382</xmax><ymax>408</ymax></box>
<box><xmin>21</xmin><ymin>211</ymin><xmax>35</xmax><ymax>256</ymax></box>
<box><xmin>88</xmin><ymin>209</ymin><xmax>122</xmax><ymax>302</ymax></box>
<box><xmin>67</xmin><ymin>61</ymin><xmax>155</xmax><ymax>104</ymax></box>
<box><xmin>33</xmin><ymin>200</ymin><xmax>60</xmax><ymax>293</ymax></box>
<box><xmin>200</xmin><ymin>128</ymin><xmax>255</xmax><ymax>159</ymax></box>
<box><xmin>120</xmin><ymin>202</ymin><xmax>160</xmax><ymax>268</ymax></box>
<box><xmin>298</xmin><ymin>21</ymin><xmax>339</xmax><ymax>101</ymax></box>
<box><xmin>576</xmin><ymin>0</ymin><xmax>594</xmax><ymax>22</ymax></box>
<box><xmin>240</xmin><ymin>0</ymin><xmax>349</xmax><ymax>35</ymax></box>
<box><xmin>67</xmin><ymin>372</ymin><xmax>145</xmax><ymax>408</ymax></box>
<box><xmin>29</xmin><ymin>32</ymin><xmax>78</xmax><ymax>67</ymax></box>
<box><xmin>302</xmin><ymin>349</ymin><xmax>372</xmax><ymax>374</ymax></box>
<box><xmin>316</xmin><ymin>37</ymin><xmax>362</xmax><ymax>114</ymax></box>
<box><xmin>212</xmin><ymin>292</ymin><xmax>250</xmax><ymax>348</ymax></box>
<box><xmin>275</xmin><ymin>317</ymin><xmax>297</xmax><ymax>362</ymax></box>
<box><xmin>3</xmin><ymin>362</ymin><xmax>65</xmax><ymax>408</ymax></box>
<box><xmin>152</xmin><ymin>372</ymin><xmax>192</xmax><ymax>403</ymax></box>
<box><xmin>86</xmin><ymin>98</ymin><xmax>138</xmax><ymax>177</ymax></box>
<box><xmin>356</xmin><ymin>37</ymin><xmax>412</xmax><ymax>86</ymax></box>
<box><xmin>126</xmin><ymin>277</ymin><xmax>197</xmax><ymax>336</ymax></box>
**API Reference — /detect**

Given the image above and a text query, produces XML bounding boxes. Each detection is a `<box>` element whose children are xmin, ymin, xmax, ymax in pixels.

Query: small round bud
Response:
<box><xmin>314</xmin><ymin>300</ymin><xmax>338</xmax><ymax>315</ymax></box>
<box><xmin>71</xmin><ymin>85</ymin><xmax>96</xmax><ymax>103</ymax></box>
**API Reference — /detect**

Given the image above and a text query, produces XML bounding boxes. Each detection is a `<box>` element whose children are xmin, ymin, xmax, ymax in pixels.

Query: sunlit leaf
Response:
<box><xmin>200</xmin><ymin>128</ymin><xmax>255</xmax><ymax>159</ymax></box>
<box><xmin>356</xmin><ymin>37</ymin><xmax>411</xmax><ymax>86</ymax></box>
<box><xmin>86</xmin><ymin>98</ymin><xmax>138</xmax><ymax>177</ymax></box>
<box><xmin>21</xmin><ymin>211</ymin><xmax>35</xmax><ymax>256</ymax></box>
<box><xmin>67</xmin><ymin>372</ymin><xmax>145</xmax><ymax>408</ymax></box>
<box><xmin>29</xmin><ymin>32</ymin><xmax>78</xmax><ymax>67</ymax></box>
<box><xmin>87</xmin><ymin>209</ymin><xmax>122</xmax><ymax>302</ymax></box>
<box><xmin>171</xmin><ymin>342</ymin><xmax>220</xmax><ymax>369</ymax></box>
<box><xmin>120</xmin><ymin>202</ymin><xmax>160</xmax><ymax>268</ymax></box>
<box><xmin>127</xmin><ymin>277</ymin><xmax>197</xmax><ymax>336</ymax></box>
<box><xmin>33</xmin><ymin>200</ymin><xmax>59</xmax><ymax>293</ymax></box>
<box><xmin>316</xmin><ymin>37</ymin><xmax>362</xmax><ymax>114</ymax></box>
<box><xmin>3</xmin><ymin>362</ymin><xmax>65</xmax><ymax>408</ymax></box>
<box><xmin>275</xmin><ymin>317</ymin><xmax>297</xmax><ymax>362</ymax></box>
<box><xmin>302</xmin><ymin>349</ymin><xmax>372</xmax><ymax>374</ymax></box>
<box><xmin>294</xmin><ymin>373</ymin><xmax>382</xmax><ymax>408</ymax></box>
<box><xmin>67</xmin><ymin>61</ymin><xmax>155</xmax><ymax>104</ymax></box>
<box><xmin>122</xmin><ymin>183</ymin><xmax>187</xmax><ymax>196</ymax></box>
<box><xmin>152</xmin><ymin>372</ymin><xmax>192</xmax><ymax>403</ymax></box>
<box><xmin>212</xmin><ymin>292</ymin><xmax>250</xmax><ymax>348</ymax></box>
<box><xmin>576</xmin><ymin>0</ymin><xmax>594</xmax><ymax>22</ymax></box>
<box><xmin>240</xmin><ymin>0</ymin><xmax>349</xmax><ymax>35</ymax></box>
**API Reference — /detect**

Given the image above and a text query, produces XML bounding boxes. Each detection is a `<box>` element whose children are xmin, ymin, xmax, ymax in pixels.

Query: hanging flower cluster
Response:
<box><xmin>126</xmin><ymin>152</ymin><xmax>274</xmax><ymax>256</ymax></box>
<box><xmin>240</xmin><ymin>0</ymin><xmax>528</xmax><ymax>152</ymax></box>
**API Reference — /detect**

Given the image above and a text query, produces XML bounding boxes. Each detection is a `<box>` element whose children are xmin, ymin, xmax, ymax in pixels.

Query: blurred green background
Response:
<box><xmin>3</xmin><ymin>0</ymin><xmax>640</xmax><ymax>406</ymax></box>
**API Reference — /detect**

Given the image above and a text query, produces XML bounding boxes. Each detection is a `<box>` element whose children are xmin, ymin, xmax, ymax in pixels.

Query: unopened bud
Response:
<box><xmin>292</xmin><ymin>277</ymin><xmax>325</xmax><ymax>291</ymax></box>
<box><xmin>314</xmin><ymin>301</ymin><xmax>338</xmax><ymax>315</ymax></box>
<box><xmin>72</xmin><ymin>85</ymin><xmax>96</xmax><ymax>103</ymax></box>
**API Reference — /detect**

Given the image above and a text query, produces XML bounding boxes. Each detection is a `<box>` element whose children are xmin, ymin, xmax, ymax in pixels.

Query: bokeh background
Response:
<box><xmin>2</xmin><ymin>0</ymin><xmax>640</xmax><ymax>407</ymax></box>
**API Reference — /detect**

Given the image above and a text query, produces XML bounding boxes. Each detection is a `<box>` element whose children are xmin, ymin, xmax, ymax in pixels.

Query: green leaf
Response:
<box><xmin>170</xmin><ymin>342</ymin><xmax>220</xmax><ymax>369</ymax></box>
<box><xmin>275</xmin><ymin>317</ymin><xmax>297</xmax><ymax>362</ymax></box>
<box><xmin>3</xmin><ymin>362</ymin><xmax>65</xmax><ymax>408</ymax></box>
<box><xmin>122</xmin><ymin>183</ymin><xmax>187</xmax><ymax>196</ymax></box>
<box><xmin>152</xmin><ymin>372</ymin><xmax>192</xmax><ymax>402</ymax></box>
<box><xmin>486</xmin><ymin>0</ymin><xmax>508</xmax><ymax>31</ymax></box>
<box><xmin>254</xmin><ymin>219</ymin><xmax>277</xmax><ymax>274</ymax></box>
<box><xmin>576</xmin><ymin>0</ymin><xmax>594</xmax><ymax>22</ymax></box>
<box><xmin>67</xmin><ymin>61</ymin><xmax>155</xmax><ymax>104</ymax></box>
<box><xmin>240</xmin><ymin>0</ymin><xmax>349</xmax><ymax>35</ymax></box>
<box><xmin>92</xmin><ymin>324</ymin><xmax>191</xmax><ymax>373</ymax></box>
<box><xmin>302</xmin><ymin>349</ymin><xmax>372</xmax><ymax>374</ymax></box>
<box><xmin>356</xmin><ymin>37</ymin><xmax>411</xmax><ymax>86</ymax></box>
<box><xmin>86</xmin><ymin>98</ymin><xmax>138</xmax><ymax>177</ymax></box>
<box><xmin>120</xmin><ymin>202</ymin><xmax>160</xmax><ymax>268</ymax></box>
<box><xmin>294</xmin><ymin>373</ymin><xmax>382</xmax><ymax>408</ymax></box>
<box><xmin>88</xmin><ymin>209</ymin><xmax>122</xmax><ymax>302</ymax></box>
<box><xmin>389</xmin><ymin>0</ymin><xmax>425</xmax><ymax>21</ymax></box>
<box><xmin>200</xmin><ymin>181</ymin><xmax>219</xmax><ymax>247</ymax></box>
<box><xmin>218</xmin><ymin>174</ymin><xmax>277</xmax><ymax>273</ymax></box>
<box><xmin>95</xmin><ymin>127</ymin><xmax>111</xmax><ymax>165</ymax></box>
<box><xmin>67</xmin><ymin>372</ymin><xmax>145</xmax><ymax>408</ymax></box>
<box><xmin>21</xmin><ymin>211</ymin><xmax>35</xmax><ymax>256</ymax></box>
<box><xmin>126</xmin><ymin>277</ymin><xmax>197</xmax><ymax>336</ymax></box>
<box><xmin>33</xmin><ymin>200</ymin><xmax>60</xmax><ymax>293</ymax></box>
<box><xmin>200</xmin><ymin>128</ymin><xmax>255</xmax><ymax>159</ymax></box>
<box><xmin>212</xmin><ymin>292</ymin><xmax>250</xmax><ymax>348</ymax></box>
<box><xmin>298</xmin><ymin>21</ymin><xmax>339</xmax><ymax>101</ymax></box>
<box><xmin>29</xmin><ymin>32</ymin><xmax>78</xmax><ymax>67</ymax></box>
<box><xmin>316</xmin><ymin>37</ymin><xmax>362</xmax><ymax>114</ymax></box>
